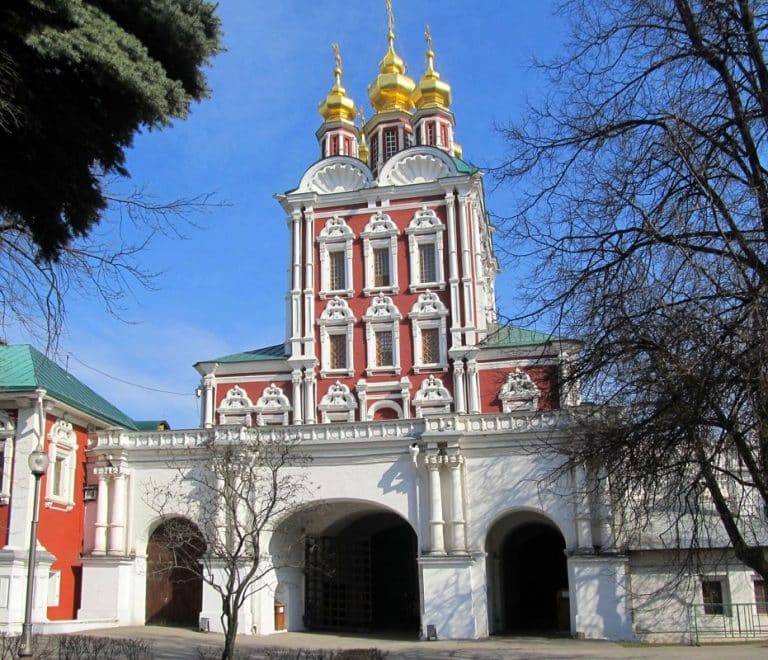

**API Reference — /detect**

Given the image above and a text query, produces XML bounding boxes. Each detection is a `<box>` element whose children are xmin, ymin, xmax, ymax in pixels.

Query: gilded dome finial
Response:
<box><xmin>357</xmin><ymin>106</ymin><xmax>369</xmax><ymax>163</ymax></box>
<box><xmin>318</xmin><ymin>42</ymin><xmax>356</xmax><ymax>124</ymax></box>
<box><xmin>412</xmin><ymin>24</ymin><xmax>451</xmax><ymax>110</ymax></box>
<box><xmin>368</xmin><ymin>0</ymin><xmax>415</xmax><ymax>113</ymax></box>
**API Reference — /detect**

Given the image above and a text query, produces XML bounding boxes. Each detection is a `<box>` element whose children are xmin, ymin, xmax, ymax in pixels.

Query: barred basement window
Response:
<box><xmin>329</xmin><ymin>333</ymin><xmax>347</xmax><ymax>370</ymax></box>
<box><xmin>418</xmin><ymin>243</ymin><xmax>437</xmax><ymax>283</ymax></box>
<box><xmin>421</xmin><ymin>327</ymin><xmax>440</xmax><ymax>365</ymax></box>
<box><xmin>755</xmin><ymin>580</ymin><xmax>767</xmax><ymax>615</ymax></box>
<box><xmin>375</xmin><ymin>331</ymin><xmax>394</xmax><ymax>367</ymax></box>
<box><xmin>373</xmin><ymin>247</ymin><xmax>391</xmax><ymax>287</ymax></box>
<box><xmin>383</xmin><ymin>127</ymin><xmax>398</xmax><ymax>161</ymax></box>
<box><xmin>702</xmin><ymin>579</ymin><xmax>725</xmax><ymax>615</ymax></box>
<box><xmin>329</xmin><ymin>250</ymin><xmax>346</xmax><ymax>291</ymax></box>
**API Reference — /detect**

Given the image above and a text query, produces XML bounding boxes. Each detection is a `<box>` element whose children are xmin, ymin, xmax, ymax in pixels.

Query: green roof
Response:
<box><xmin>481</xmin><ymin>324</ymin><xmax>561</xmax><ymax>348</ymax></box>
<box><xmin>0</xmin><ymin>345</ymin><xmax>137</xmax><ymax>429</ymax></box>
<box><xmin>204</xmin><ymin>343</ymin><xmax>288</xmax><ymax>364</ymax></box>
<box><xmin>451</xmin><ymin>157</ymin><xmax>480</xmax><ymax>175</ymax></box>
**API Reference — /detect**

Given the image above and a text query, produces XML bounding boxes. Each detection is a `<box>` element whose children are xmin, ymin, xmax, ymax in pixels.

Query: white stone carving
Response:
<box><xmin>319</xmin><ymin>297</ymin><xmax>355</xmax><ymax>323</ymax></box>
<box><xmin>318</xmin><ymin>381</ymin><xmax>358</xmax><ymax>423</ymax></box>
<box><xmin>255</xmin><ymin>384</ymin><xmax>292</xmax><ymax>426</ymax></box>
<box><xmin>380</xmin><ymin>153</ymin><xmax>452</xmax><ymax>186</ymax></box>
<box><xmin>413</xmin><ymin>375</ymin><xmax>453</xmax><ymax>417</ymax></box>
<box><xmin>0</xmin><ymin>411</ymin><xmax>13</xmax><ymax>436</ymax></box>
<box><xmin>365</xmin><ymin>294</ymin><xmax>400</xmax><ymax>320</ymax></box>
<box><xmin>410</xmin><ymin>290</ymin><xmax>448</xmax><ymax>318</ymax></box>
<box><xmin>318</xmin><ymin>215</ymin><xmax>355</xmax><ymax>240</ymax></box>
<box><xmin>408</xmin><ymin>206</ymin><xmax>443</xmax><ymax>231</ymax></box>
<box><xmin>362</xmin><ymin>211</ymin><xmax>398</xmax><ymax>236</ymax></box>
<box><xmin>499</xmin><ymin>369</ymin><xmax>541</xmax><ymax>412</ymax></box>
<box><xmin>218</xmin><ymin>385</ymin><xmax>255</xmax><ymax>426</ymax></box>
<box><xmin>301</xmin><ymin>160</ymin><xmax>372</xmax><ymax>194</ymax></box>
<box><xmin>46</xmin><ymin>419</ymin><xmax>78</xmax><ymax>511</ymax></box>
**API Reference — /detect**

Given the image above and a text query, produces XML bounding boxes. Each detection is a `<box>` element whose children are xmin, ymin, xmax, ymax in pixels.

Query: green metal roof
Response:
<box><xmin>204</xmin><ymin>343</ymin><xmax>288</xmax><ymax>364</ymax></box>
<box><xmin>0</xmin><ymin>345</ymin><xmax>137</xmax><ymax>429</ymax></box>
<box><xmin>481</xmin><ymin>324</ymin><xmax>561</xmax><ymax>348</ymax></box>
<box><xmin>451</xmin><ymin>156</ymin><xmax>480</xmax><ymax>175</ymax></box>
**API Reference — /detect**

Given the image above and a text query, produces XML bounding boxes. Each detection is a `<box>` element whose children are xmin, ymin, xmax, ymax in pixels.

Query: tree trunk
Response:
<box><xmin>221</xmin><ymin>610</ymin><xmax>239</xmax><ymax>660</ymax></box>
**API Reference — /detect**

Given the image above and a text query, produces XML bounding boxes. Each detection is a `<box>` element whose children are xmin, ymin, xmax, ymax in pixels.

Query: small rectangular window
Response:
<box><xmin>329</xmin><ymin>250</ymin><xmax>346</xmax><ymax>291</ymax></box>
<box><xmin>755</xmin><ymin>580</ymin><xmax>768</xmax><ymax>615</ymax></box>
<box><xmin>421</xmin><ymin>327</ymin><xmax>440</xmax><ymax>364</ymax></box>
<box><xmin>702</xmin><ymin>580</ymin><xmax>724</xmax><ymax>615</ymax></box>
<box><xmin>330</xmin><ymin>135</ymin><xmax>339</xmax><ymax>156</ymax></box>
<box><xmin>373</xmin><ymin>247</ymin><xmax>391</xmax><ymax>287</ymax></box>
<box><xmin>426</xmin><ymin>122</ymin><xmax>436</xmax><ymax>146</ymax></box>
<box><xmin>440</xmin><ymin>124</ymin><xmax>449</xmax><ymax>148</ymax></box>
<box><xmin>371</xmin><ymin>135</ymin><xmax>379</xmax><ymax>171</ymax></box>
<box><xmin>418</xmin><ymin>243</ymin><xmax>437</xmax><ymax>283</ymax></box>
<box><xmin>344</xmin><ymin>137</ymin><xmax>352</xmax><ymax>156</ymax></box>
<box><xmin>375</xmin><ymin>331</ymin><xmax>394</xmax><ymax>367</ymax></box>
<box><xmin>52</xmin><ymin>456</ymin><xmax>66</xmax><ymax>498</ymax></box>
<box><xmin>383</xmin><ymin>127</ymin><xmax>398</xmax><ymax>161</ymax></box>
<box><xmin>329</xmin><ymin>334</ymin><xmax>347</xmax><ymax>370</ymax></box>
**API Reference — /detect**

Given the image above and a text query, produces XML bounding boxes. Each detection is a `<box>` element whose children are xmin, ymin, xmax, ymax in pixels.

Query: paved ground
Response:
<box><xmin>76</xmin><ymin>625</ymin><xmax>768</xmax><ymax>659</ymax></box>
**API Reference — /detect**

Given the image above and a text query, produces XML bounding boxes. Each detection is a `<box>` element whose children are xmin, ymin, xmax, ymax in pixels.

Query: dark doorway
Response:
<box><xmin>145</xmin><ymin>518</ymin><xmax>205</xmax><ymax>627</ymax></box>
<box><xmin>499</xmin><ymin>522</ymin><xmax>569</xmax><ymax>633</ymax></box>
<box><xmin>305</xmin><ymin>512</ymin><xmax>418</xmax><ymax>633</ymax></box>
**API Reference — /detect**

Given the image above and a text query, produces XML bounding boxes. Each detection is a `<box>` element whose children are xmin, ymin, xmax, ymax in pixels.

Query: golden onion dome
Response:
<box><xmin>412</xmin><ymin>25</ymin><xmax>451</xmax><ymax>110</ymax></box>
<box><xmin>367</xmin><ymin>3</ymin><xmax>415</xmax><ymax>113</ymax></box>
<box><xmin>318</xmin><ymin>43</ymin><xmax>356</xmax><ymax>124</ymax></box>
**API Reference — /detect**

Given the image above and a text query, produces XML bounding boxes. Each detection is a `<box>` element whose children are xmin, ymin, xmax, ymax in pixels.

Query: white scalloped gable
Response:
<box><xmin>378</xmin><ymin>147</ymin><xmax>458</xmax><ymax>186</ymax></box>
<box><xmin>297</xmin><ymin>157</ymin><xmax>373</xmax><ymax>194</ymax></box>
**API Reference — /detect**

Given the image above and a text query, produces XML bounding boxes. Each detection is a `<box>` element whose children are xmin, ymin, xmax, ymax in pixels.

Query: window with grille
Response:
<box><xmin>383</xmin><ymin>128</ymin><xmax>398</xmax><ymax>161</ymax></box>
<box><xmin>371</xmin><ymin>135</ymin><xmax>379</xmax><ymax>170</ymax></box>
<box><xmin>329</xmin><ymin>250</ymin><xmax>346</xmax><ymax>291</ymax></box>
<box><xmin>440</xmin><ymin>124</ymin><xmax>449</xmax><ymax>147</ymax></box>
<box><xmin>418</xmin><ymin>243</ymin><xmax>437</xmax><ymax>283</ymax></box>
<box><xmin>702</xmin><ymin>580</ymin><xmax>725</xmax><ymax>615</ymax></box>
<box><xmin>426</xmin><ymin>122</ymin><xmax>436</xmax><ymax>146</ymax></box>
<box><xmin>330</xmin><ymin>135</ymin><xmax>339</xmax><ymax>156</ymax></box>
<box><xmin>755</xmin><ymin>580</ymin><xmax>768</xmax><ymax>615</ymax></box>
<box><xmin>373</xmin><ymin>247</ymin><xmax>390</xmax><ymax>287</ymax></box>
<box><xmin>375</xmin><ymin>331</ymin><xmax>394</xmax><ymax>367</ymax></box>
<box><xmin>329</xmin><ymin>333</ymin><xmax>347</xmax><ymax>370</ymax></box>
<box><xmin>421</xmin><ymin>327</ymin><xmax>440</xmax><ymax>364</ymax></box>
<box><xmin>344</xmin><ymin>137</ymin><xmax>352</xmax><ymax>156</ymax></box>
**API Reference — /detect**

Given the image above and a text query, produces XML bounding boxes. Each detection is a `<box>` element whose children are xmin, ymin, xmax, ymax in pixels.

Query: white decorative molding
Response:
<box><xmin>378</xmin><ymin>150</ymin><xmax>455</xmax><ymax>187</ymax></box>
<box><xmin>318</xmin><ymin>381</ymin><xmax>358</xmax><ymax>423</ymax></box>
<box><xmin>298</xmin><ymin>158</ymin><xmax>373</xmax><ymax>194</ymax></box>
<box><xmin>406</xmin><ymin>206</ymin><xmax>446</xmax><ymax>291</ymax></box>
<box><xmin>46</xmin><ymin>419</ymin><xmax>78</xmax><ymax>511</ymax></box>
<box><xmin>318</xmin><ymin>297</ymin><xmax>355</xmax><ymax>377</ymax></box>
<box><xmin>218</xmin><ymin>385</ymin><xmax>255</xmax><ymax>426</ymax></box>
<box><xmin>254</xmin><ymin>384</ymin><xmax>292</xmax><ymax>426</ymax></box>
<box><xmin>318</xmin><ymin>216</ymin><xmax>355</xmax><ymax>298</ymax></box>
<box><xmin>499</xmin><ymin>369</ymin><xmax>541</xmax><ymax>412</ymax></box>
<box><xmin>410</xmin><ymin>291</ymin><xmax>449</xmax><ymax>371</ymax></box>
<box><xmin>361</xmin><ymin>211</ymin><xmax>399</xmax><ymax>296</ymax></box>
<box><xmin>0</xmin><ymin>411</ymin><xmax>14</xmax><ymax>505</ymax></box>
<box><xmin>363</xmin><ymin>294</ymin><xmax>402</xmax><ymax>376</ymax></box>
<box><xmin>413</xmin><ymin>375</ymin><xmax>454</xmax><ymax>417</ymax></box>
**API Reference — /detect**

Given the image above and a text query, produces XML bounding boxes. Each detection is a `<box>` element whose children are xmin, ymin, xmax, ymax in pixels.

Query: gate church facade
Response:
<box><xmin>78</xmin><ymin>11</ymin><xmax>638</xmax><ymax>640</ymax></box>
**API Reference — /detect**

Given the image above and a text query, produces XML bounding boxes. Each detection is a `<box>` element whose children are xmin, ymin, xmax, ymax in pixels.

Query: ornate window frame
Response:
<box><xmin>363</xmin><ymin>294</ymin><xmax>402</xmax><ymax>375</ymax></box>
<box><xmin>318</xmin><ymin>297</ymin><xmax>356</xmax><ymax>378</ymax></box>
<box><xmin>254</xmin><ymin>384</ymin><xmax>292</xmax><ymax>426</ymax></box>
<box><xmin>406</xmin><ymin>206</ymin><xmax>445</xmax><ymax>291</ymax></box>
<box><xmin>45</xmin><ymin>419</ymin><xmax>78</xmax><ymax>511</ymax></box>
<box><xmin>409</xmin><ymin>291</ymin><xmax>449</xmax><ymax>372</ymax></box>
<box><xmin>362</xmin><ymin>211</ymin><xmax>399</xmax><ymax>296</ymax></box>
<box><xmin>499</xmin><ymin>369</ymin><xmax>541</xmax><ymax>412</ymax></box>
<box><xmin>0</xmin><ymin>411</ymin><xmax>15</xmax><ymax>505</ymax></box>
<box><xmin>413</xmin><ymin>375</ymin><xmax>454</xmax><ymax>417</ymax></box>
<box><xmin>218</xmin><ymin>385</ymin><xmax>255</xmax><ymax>426</ymax></box>
<box><xmin>318</xmin><ymin>216</ymin><xmax>355</xmax><ymax>299</ymax></box>
<box><xmin>318</xmin><ymin>381</ymin><xmax>358</xmax><ymax>423</ymax></box>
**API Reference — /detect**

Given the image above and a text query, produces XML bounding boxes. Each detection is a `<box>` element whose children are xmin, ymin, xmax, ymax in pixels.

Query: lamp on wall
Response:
<box><xmin>18</xmin><ymin>444</ymin><xmax>49</xmax><ymax>658</ymax></box>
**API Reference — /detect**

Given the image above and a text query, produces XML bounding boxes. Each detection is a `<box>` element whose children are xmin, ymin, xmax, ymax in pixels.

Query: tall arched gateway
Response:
<box><xmin>486</xmin><ymin>512</ymin><xmax>570</xmax><ymax>635</ymax></box>
<box><xmin>145</xmin><ymin>518</ymin><xmax>205</xmax><ymax>627</ymax></box>
<box><xmin>273</xmin><ymin>502</ymin><xmax>419</xmax><ymax>634</ymax></box>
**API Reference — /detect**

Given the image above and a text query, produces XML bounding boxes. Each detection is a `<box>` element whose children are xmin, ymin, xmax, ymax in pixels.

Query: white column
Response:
<box><xmin>290</xmin><ymin>210</ymin><xmax>303</xmax><ymax>358</ymax></box>
<box><xmin>107</xmin><ymin>472</ymin><xmax>127</xmax><ymax>556</ymax></box>
<box><xmin>457</xmin><ymin>195</ymin><xmax>476</xmax><ymax>345</ymax></box>
<box><xmin>203</xmin><ymin>375</ymin><xmax>215</xmax><ymax>428</ymax></box>
<box><xmin>447</xmin><ymin>455</ymin><xmax>467</xmax><ymax>554</ymax></box>
<box><xmin>466</xmin><ymin>359</ymin><xmax>480</xmax><ymax>414</ymax></box>
<box><xmin>426</xmin><ymin>455</ymin><xmax>446</xmax><ymax>555</ymax></box>
<box><xmin>304</xmin><ymin>369</ymin><xmax>316</xmax><ymax>425</ymax></box>
<box><xmin>400</xmin><ymin>378</ymin><xmax>411</xmax><ymax>418</ymax></box>
<box><xmin>444</xmin><ymin>192</ymin><xmax>462</xmax><ymax>348</ymax></box>
<box><xmin>452</xmin><ymin>360</ymin><xmax>467</xmax><ymax>414</ymax></box>
<box><xmin>93</xmin><ymin>472</ymin><xmax>109</xmax><ymax>555</ymax></box>
<box><xmin>291</xmin><ymin>370</ymin><xmax>303</xmax><ymax>425</ymax></box>
<box><xmin>356</xmin><ymin>381</ymin><xmax>368</xmax><ymax>421</ymax></box>
<box><xmin>303</xmin><ymin>209</ymin><xmax>315</xmax><ymax>358</ymax></box>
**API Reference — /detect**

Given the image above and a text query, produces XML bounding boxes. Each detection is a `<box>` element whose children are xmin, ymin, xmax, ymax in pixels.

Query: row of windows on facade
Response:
<box><xmin>323</xmin><ymin>120</ymin><xmax>450</xmax><ymax>162</ymax></box>
<box><xmin>701</xmin><ymin>577</ymin><xmax>767</xmax><ymax>616</ymax></box>
<box><xmin>326</xmin><ymin>325</ymin><xmax>440</xmax><ymax>371</ymax></box>
<box><xmin>327</xmin><ymin>242</ymin><xmax>437</xmax><ymax>291</ymax></box>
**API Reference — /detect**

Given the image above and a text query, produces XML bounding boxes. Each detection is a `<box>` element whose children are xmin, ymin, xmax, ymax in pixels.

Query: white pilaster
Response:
<box><xmin>446</xmin><ymin>455</ymin><xmax>467</xmax><ymax>554</ymax></box>
<box><xmin>291</xmin><ymin>370</ymin><xmax>303</xmax><ymax>425</ymax></box>
<box><xmin>92</xmin><ymin>472</ymin><xmax>109</xmax><ymax>555</ymax></box>
<box><xmin>444</xmin><ymin>192</ymin><xmax>462</xmax><ymax>348</ymax></box>
<box><xmin>452</xmin><ymin>360</ymin><xmax>467</xmax><ymax>414</ymax></box>
<box><xmin>304</xmin><ymin>369</ymin><xmax>316</xmax><ymax>425</ymax></box>
<box><xmin>426</xmin><ymin>454</ymin><xmax>446</xmax><ymax>555</ymax></box>
<box><xmin>466</xmin><ymin>359</ymin><xmax>480</xmax><ymax>414</ymax></box>
<box><xmin>457</xmin><ymin>195</ymin><xmax>476</xmax><ymax>346</ymax></box>
<box><xmin>107</xmin><ymin>472</ymin><xmax>127</xmax><ymax>556</ymax></box>
<box><xmin>203</xmin><ymin>375</ymin><xmax>215</xmax><ymax>429</ymax></box>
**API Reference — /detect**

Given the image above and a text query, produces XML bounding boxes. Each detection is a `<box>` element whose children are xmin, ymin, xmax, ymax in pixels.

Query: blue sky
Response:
<box><xmin>9</xmin><ymin>1</ymin><xmax>566</xmax><ymax>429</ymax></box>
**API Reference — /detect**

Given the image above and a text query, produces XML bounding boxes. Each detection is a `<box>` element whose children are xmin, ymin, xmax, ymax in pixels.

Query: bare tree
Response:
<box><xmin>145</xmin><ymin>430</ymin><xmax>310</xmax><ymax>660</ymax></box>
<box><xmin>497</xmin><ymin>0</ymin><xmax>768</xmax><ymax>581</ymax></box>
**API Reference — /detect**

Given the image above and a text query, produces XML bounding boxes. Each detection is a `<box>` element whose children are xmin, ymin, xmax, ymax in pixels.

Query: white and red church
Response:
<box><xmin>0</xmin><ymin>9</ymin><xmax>765</xmax><ymax>644</ymax></box>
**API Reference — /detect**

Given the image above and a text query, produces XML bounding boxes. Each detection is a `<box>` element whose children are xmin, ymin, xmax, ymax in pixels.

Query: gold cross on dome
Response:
<box><xmin>386</xmin><ymin>0</ymin><xmax>395</xmax><ymax>33</ymax></box>
<box><xmin>331</xmin><ymin>42</ymin><xmax>341</xmax><ymax>71</ymax></box>
<box><xmin>425</xmin><ymin>24</ymin><xmax>432</xmax><ymax>50</ymax></box>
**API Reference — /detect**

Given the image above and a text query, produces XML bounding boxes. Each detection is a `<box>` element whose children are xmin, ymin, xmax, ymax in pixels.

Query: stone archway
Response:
<box><xmin>486</xmin><ymin>511</ymin><xmax>570</xmax><ymax>635</ymax></box>
<box><xmin>272</xmin><ymin>501</ymin><xmax>419</xmax><ymax>634</ymax></box>
<box><xmin>145</xmin><ymin>518</ymin><xmax>205</xmax><ymax>627</ymax></box>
